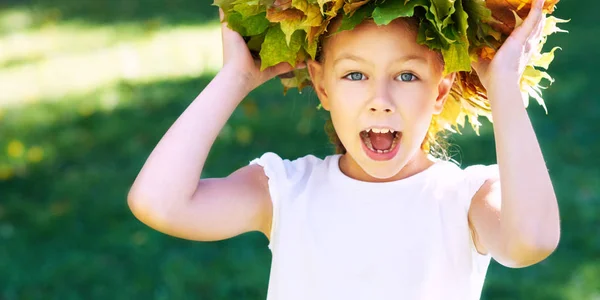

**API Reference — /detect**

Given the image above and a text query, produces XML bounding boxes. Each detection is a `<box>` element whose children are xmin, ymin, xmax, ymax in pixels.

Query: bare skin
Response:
<box><xmin>128</xmin><ymin>0</ymin><xmax>559</xmax><ymax>268</ymax></box>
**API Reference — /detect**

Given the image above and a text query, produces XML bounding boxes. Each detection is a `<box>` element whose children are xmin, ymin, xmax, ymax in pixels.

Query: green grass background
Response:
<box><xmin>0</xmin><ymin>0</ymin><xmax>598</xmax><ymax>299</ymax></box>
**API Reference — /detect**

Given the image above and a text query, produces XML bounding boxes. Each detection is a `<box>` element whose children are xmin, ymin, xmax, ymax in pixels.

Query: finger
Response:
<box><xmin>529</xmin><ymin>13</ymin><xmax>545</xmax><ymax>41</ymax></box>
<box><xmin>524</xmin><ymin>13</ymin><xmax>545</xmax><ymax>56</ymax></box>
<box><xmin>268</xmin><ymin>62</ymin><xmax>295</xmax><ymax>78</ymax></box>
<box><xmin>513</xmin><ymin>0</ymin><xmax>545</xmax><ymax>42</ymax></box>
<box><xmin>471</xmin><ymin>59</ymin><xmax>489</xmax><ymax>76</ymax></box>
<box><xmin>517</xmin><ymin>0</ymin><xmax>544</xmax><ymax>40</ymax></box>
<box><xmin>219</xmin><ymin>8</ymin><xmax>231</xmax><ymax>62</ymax></box>
<box><xmin>274</xmin><ymin>60</ymin><xmax>308</xmax><ymax>74</ymax></box>
<box><xmin>219</xmin><ymin>8</ymin><xmax>228</xmax><ymax>38</ymax></box>
<box><xmin>278</xmin><ymin>71</ymin><xmax>296</xmax><ymax>79</ymax></box>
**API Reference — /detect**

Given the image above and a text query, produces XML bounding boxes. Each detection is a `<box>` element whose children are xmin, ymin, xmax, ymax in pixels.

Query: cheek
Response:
<box><xmin>328</xmin><ymin>83</ymin><xmax>365</xmax><ymax>123</ymax></box>
<box><xmin>395</xmin><ymin>86</ymin><xmax>437</xmax><ymax>123</ymax></box>
<box><xmin>330</xmin><ymin>104</ymin><xmax>357</xmax><ymax>142</ymax></box>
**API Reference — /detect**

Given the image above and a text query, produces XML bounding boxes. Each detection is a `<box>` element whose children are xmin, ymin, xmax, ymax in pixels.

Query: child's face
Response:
<box><xmin>308</xmin><ymin>18</ymin><xmax>455</xmax><ymax>180</ymax></box>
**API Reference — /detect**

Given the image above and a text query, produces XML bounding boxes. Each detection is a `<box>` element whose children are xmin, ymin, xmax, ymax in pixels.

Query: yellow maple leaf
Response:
<box><xmin>343</xmin><ymin>0</ymin><xmax>370</xmax><ymax>16</ymax></box>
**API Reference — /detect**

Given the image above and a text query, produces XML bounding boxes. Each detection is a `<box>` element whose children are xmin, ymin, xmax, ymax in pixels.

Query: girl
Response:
<box><xmin>127</xmin><ymin>0</ymin><xmax>560</xmax><ymax>298</ymax></box>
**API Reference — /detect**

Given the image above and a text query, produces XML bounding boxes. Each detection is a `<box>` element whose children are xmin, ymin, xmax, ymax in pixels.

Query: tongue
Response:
<box><xmin>368</xmin><ymin>132</ymin><xmax>394</xmax><ymax>151</ymax></box>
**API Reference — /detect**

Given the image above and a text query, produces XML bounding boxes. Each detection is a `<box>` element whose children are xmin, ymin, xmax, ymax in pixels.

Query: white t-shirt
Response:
<box><xmin>249</xmin><ymin>152</ymin><xmax>499</xmax><ymax>300</ymax></box>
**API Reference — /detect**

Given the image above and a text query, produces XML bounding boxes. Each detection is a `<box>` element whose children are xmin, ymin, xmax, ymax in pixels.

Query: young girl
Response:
<box><xmin>127</xmin><ymin>0</ymin><xmax>560</xmax><ymax>298</ymax></box>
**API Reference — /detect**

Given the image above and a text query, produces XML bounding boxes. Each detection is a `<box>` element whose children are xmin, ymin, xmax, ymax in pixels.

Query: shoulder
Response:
<box><xmin>427</xmin><ymin>159</ymin><xmax>497</xmax><ymax>182</ymax></box>
<box><xmin>248</xmin><ymin>152</ymin><xmax>335</xmax><ymax>247</ymax></box>
<box><xmin>462</xmin><ymin>163</ymin><xmax>500</xmax><ymax>196</ymax></box>
<box><xmin>249</xmin><ymin>152</ymin><xmax>335</xmax><ymax>186</ymax></box>
<box><xmin>429</xmin><ymin>160</ymin><xmax>499</xmax><ymax>207</ymax></box>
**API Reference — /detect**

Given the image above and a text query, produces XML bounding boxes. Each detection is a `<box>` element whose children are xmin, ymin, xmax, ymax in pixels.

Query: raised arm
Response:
<box><xmin>467</xmin><ymin>0</ymin><xmax>560</xmax><ymax>268</ymax></box>
<box><xmin>127</xmin><ymin>10</ymin><xmax>298</xmax><ymax>241</ymax></box>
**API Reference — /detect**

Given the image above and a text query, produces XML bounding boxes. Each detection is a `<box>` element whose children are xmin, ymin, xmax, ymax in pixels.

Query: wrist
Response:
<box><xmin>219</xmin><ymin>64</ymin><xmax>257</xmax><ymax>96</ymax></box>
<box><xmin>487</xmin><ymin>83</ymin><xmax>521</xmax><ymax>97</ymax></box>
<box><xmin>487</xmin><ymin>84</ymin><xmax>525</xmax><ymax>109</ymax></box>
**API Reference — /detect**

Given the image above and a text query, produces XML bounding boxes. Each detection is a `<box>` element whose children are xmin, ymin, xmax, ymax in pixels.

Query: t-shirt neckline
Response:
<box><xmin>328</xmin><ymin>154</ymin><xmax>447</xmax><ymax>188</ymax></box>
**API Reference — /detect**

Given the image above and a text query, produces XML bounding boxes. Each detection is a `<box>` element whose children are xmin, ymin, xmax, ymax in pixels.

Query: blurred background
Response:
<box><xmin>0</xmin><ymin>0</ymin><xmax>597</xmax><ymax>299</ymax></box>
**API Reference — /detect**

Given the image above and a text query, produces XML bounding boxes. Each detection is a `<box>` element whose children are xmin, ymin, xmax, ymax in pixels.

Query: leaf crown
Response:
<box><xmin>214</xmin><ymin>0</ymin><xmax>568</xmax><ymax>151</ymax></box>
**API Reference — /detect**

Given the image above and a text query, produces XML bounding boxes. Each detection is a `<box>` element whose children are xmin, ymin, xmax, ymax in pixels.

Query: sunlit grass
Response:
<box><xmin>0</xmin><ymin>9</ymin><xmax>223</xmax><ymax>107</ymax></box>
<box><xmin>0</xmin><ymin>8</ymin><xmax>226</xmax><ymax>180</ymax></box>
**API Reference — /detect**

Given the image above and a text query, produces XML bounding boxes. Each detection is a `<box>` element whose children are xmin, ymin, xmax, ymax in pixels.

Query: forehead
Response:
<box><xmin>323</xmin><ymin>18</ymin><xmax>440</xmax><ymax>66</ymax></box>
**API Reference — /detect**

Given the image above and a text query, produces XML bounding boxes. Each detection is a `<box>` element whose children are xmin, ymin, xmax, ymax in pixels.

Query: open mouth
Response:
<box><xmin>359</xmin><ymin>128</ymin><xmax>402</xmax><ymax>155</ymax></box>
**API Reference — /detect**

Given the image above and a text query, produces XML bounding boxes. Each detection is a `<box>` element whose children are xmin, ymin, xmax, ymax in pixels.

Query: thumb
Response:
<box><xmin>264</xmin><ymin>62</ymin><xmax>297</xmax><ymax>79</ymax></box>
<box><xmin>471</xmin><ymin>58</ymin><xmax>489</xmax><ymax>76</ymax></box>
<box><xmin>219</xmin><ymin>8</ymin><xmax>243</xmax><ymax>63</ymax></box>
<box><xmin>219</xmin><ymin>7</ymin><xmax>225</xmax><ymax>22</ymax></box>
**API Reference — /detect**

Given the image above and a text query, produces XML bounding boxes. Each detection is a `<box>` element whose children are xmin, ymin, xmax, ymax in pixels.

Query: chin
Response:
<box><xmin>363</xmin><ymin>166</ymin><xmax>404</xmax><ymax>180</ymax></box>
<box><xmin>355</xmin><ymin>145</ymin><xmax>412</xmax><ymax>180</ymax></box>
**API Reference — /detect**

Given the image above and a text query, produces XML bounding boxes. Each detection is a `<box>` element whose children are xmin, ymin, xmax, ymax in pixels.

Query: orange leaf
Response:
<box><xmin>479</xmin><ymin>46</ymin><xmax>496</xmax><ymax>60</ymax></box>
<box><xmin>307</xmin><ymin>20</ymin><xmax>329</xmax><ymax>44</ymax></box>
<box><xmin>267</xmin><ymin>7</ymin><xmax>305</xmax><ymax>22</ymax></box>
<box><xmin>274</xmin><ymin>0</ymin><xmax>293</xmax><ymax>10</ymax></box>
<box><xmin>484</xmin><ymin>0</ymin><xmax>560</xmax><ymax>35</ymax></box>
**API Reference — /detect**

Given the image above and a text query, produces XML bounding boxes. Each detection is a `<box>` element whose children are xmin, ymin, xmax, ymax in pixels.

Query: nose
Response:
<box><xmin>368</xmin><ymin>82</ymin><xmax>396</xmax><ymax>114</ymax></box>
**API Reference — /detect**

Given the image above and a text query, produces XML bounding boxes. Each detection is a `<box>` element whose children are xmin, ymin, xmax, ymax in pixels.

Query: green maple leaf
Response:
<box><xmin>227</xmin><ymin>11</ymin><xmax>270</xmax><ymax>36</ymax></box>
<box><xmin>304</xmin><ymin>38</ymin><xmax>318</xmax><ymax>59</ymax></box>
<box><xmin>372</xmin><ymin>0</ymin><xmax>429</xmax><ymax>26</ymax></box>
<box><xmin>226</xmin><ymin>11</ymin><xmax>248</xmax><ymax>34</ymax></box>
<box><xmin>279</xmin><ymin>18</ymin><xmax>304</xmax><ymax>45</ymax></box>
<box><xmin>423</xmin><ymin>9</ymin><xmax>455</xmax><ymax>47</ymax></box>
<box><xmin>462</xmin><ymin>0</ymin><xmax>499</xmax><ymax>53</ymax></box>
<box><xmin>338</xmin><ymin>3</ymin><xmax>374</xmax><ymax>32</ymax></box>
<box><xmin>430</xmin><ymin>0</ymin><xmax>456</xmax><ymax>28</ymax></box>
<box><xmin>417</xmin><ymin>20</ymin><xmax>444</xmax><ymax>50</ymax></box>
<box><xmin>212</xmin><ymin>0</ymin><xmax>236</xmax><ymax>11</ymax></box>
<box><xmin>232</xmin><ymin>0</ymin><xmax>266</xmax><ymax>19</ymax></box>
<box><xmin>426</xmin><ymin>0</ymin><xmax>457</xmax><ymax>46</ymax></box>
<box><xmin>453</xmin><ymin>0</ymin><xmax>469</xmax><ymax>37</ymax></box>
<box><xmin>441</xmin><ymin>27</ymin><xmax>471</xmax><ymax>74</ymax></box>
<box><xmin>462</xmin><ymin>0</ymin><xmax>492</xmax><ymax>23</ymax></box>
<box><xmin>260</xmin><ymin>25</ymin><xmax>305</xmax><ymax>70</ymax></box>
<box><xmin>247</xmin><ymin>33</ymin><xmax>267</xmax><ymax>52</ymax></box>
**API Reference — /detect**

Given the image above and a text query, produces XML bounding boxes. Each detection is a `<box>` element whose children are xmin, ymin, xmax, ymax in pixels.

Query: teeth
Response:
<box><xmin>364</xmin><ymin>136</ymin><xmax>374</xmax><ymax>151</ymax></box>
<box><xmin>364</xmin><ymin>128</ymin><xmax>396</xmax><ymax>134</ymax></box>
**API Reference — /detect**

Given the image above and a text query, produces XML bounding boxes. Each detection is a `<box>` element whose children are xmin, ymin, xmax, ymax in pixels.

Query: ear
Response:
<box><xmin>307</xmin><ymin>60</ymin><xmax>330</xmax><ymax>111</ymax></box>
<box><xmin>433</xmin><ymin>72</ymin><xmax>456</xmax><ymax>115</ymax></box>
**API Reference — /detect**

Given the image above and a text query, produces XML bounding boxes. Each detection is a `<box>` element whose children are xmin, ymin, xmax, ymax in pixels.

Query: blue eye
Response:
<box><xmin>398</xmin><ymin>73</ymin><xmax>417</xmax><ymax>82</ymax></box>
<box><xmin>344</xmin><ymin>72</ymin><xmax>366</xmax><ymax>81</ymax></box>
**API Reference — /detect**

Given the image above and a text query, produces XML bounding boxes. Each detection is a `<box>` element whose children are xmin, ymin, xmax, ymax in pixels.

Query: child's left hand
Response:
<box><xmin>472</xmin><ymin>0</ymin><xmax>546</xmax><ymax>94</ymax></box>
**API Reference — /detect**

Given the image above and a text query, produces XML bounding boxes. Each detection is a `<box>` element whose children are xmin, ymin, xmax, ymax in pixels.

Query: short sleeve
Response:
<box><xmin>462</xmin><ymin>164</ymin><xmax>499</xmax><ymax>275</ymax></box>
<box><xmin>463</xmin><ymin>164</ymin><xmax>500</xmax><ymax>203</ymax></box>
<box><xmin>249</xmin><ymin>152</ymin><xmax>312</xmax><ymax>251</ymax></box>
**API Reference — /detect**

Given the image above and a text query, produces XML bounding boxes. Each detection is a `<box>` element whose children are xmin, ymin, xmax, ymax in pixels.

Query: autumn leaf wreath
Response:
<box><xmin>214</xmin><ymin>0</ymin><xmax>568</xmax><ymax>139</ymax></box>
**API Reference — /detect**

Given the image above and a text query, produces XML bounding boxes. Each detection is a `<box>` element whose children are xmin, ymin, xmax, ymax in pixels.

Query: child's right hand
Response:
<box><xmin>219</xmin><ymin>8</ymin><xmax>305</xmax><ymax>93</ymax></box>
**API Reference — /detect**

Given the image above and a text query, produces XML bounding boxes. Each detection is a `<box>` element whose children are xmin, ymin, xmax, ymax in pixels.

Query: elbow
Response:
<box><xmin>127</xmin><ymin>191</ymin><xmax>146</xmax><ymax>221</ymax></box>
<box><xmin>501</xmin><ymin>230</ymin><xmax>560</xmax><ymax>268</ymax></box>
<box><xmin>127</xmin><ymin>189</ymin><xmax>172</xmax><ymax>231</ymax></box>
<box><xmin>127</xmin><ymin>190</ymin><xmax>153</xmax><ymax>225</ymax></box>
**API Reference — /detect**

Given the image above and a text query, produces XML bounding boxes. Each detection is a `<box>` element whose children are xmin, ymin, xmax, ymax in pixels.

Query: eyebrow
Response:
<box><xmin>333</xmin><ymin>53</ymin><xmax>429</xmax><ymax>66</ymax></box>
